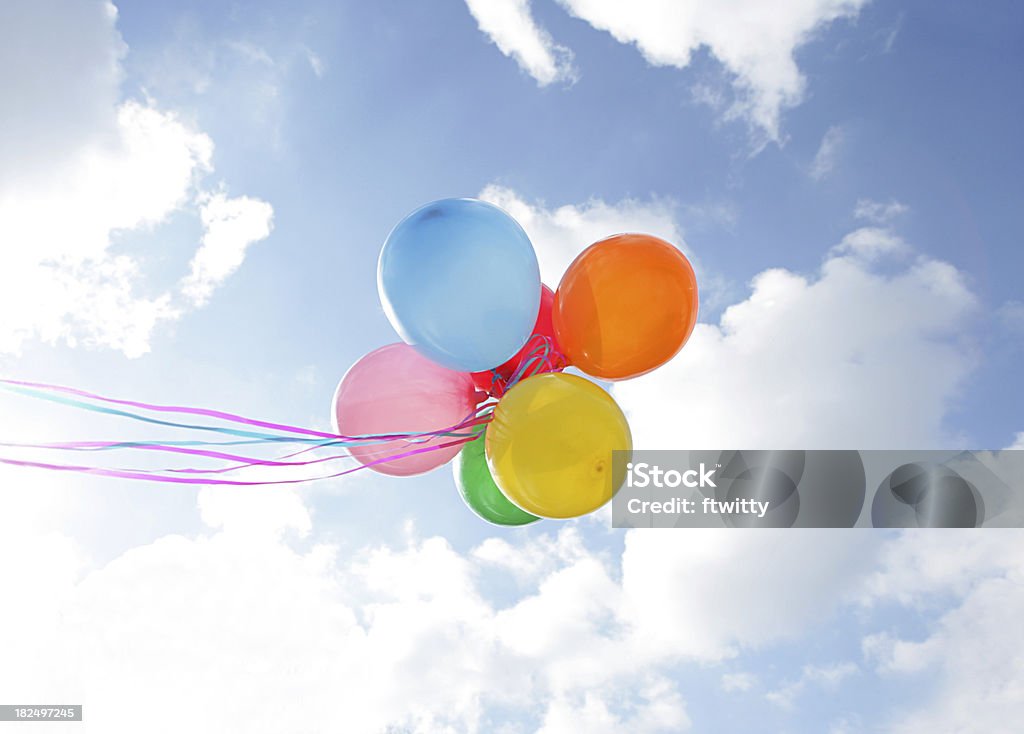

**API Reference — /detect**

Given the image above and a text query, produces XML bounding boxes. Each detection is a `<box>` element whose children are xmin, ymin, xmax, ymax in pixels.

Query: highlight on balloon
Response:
<box><xmin>0</xmin><ymin>197</ymin><xmax>699</xmax><ymax>525</ymax></box>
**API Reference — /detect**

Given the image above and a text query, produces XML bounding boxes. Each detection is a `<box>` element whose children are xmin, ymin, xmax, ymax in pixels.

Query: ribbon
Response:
<box><xmin>0</xmin><ymin>378</ymin><xmax>494</xmax><ymax>484</ymax></box>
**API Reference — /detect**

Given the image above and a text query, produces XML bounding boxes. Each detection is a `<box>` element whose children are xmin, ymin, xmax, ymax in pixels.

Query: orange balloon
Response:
<box><xmin>553</xmin><ymin>234</ymin><xmax>698</xmax><ymax>380</ymax></box>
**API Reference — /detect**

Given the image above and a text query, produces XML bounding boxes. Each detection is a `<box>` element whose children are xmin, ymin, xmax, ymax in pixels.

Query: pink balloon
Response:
<box><xmin>332</xmin><ymin>343</ymin><xmax>478</xmax><ymax>476</ymax></box>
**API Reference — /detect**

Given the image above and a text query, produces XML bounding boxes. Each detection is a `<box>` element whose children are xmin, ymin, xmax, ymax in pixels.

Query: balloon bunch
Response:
<box><xmin>334</xmin><ymin>198</ymin><xmax>699</xmax><ymax>524</ymax></box>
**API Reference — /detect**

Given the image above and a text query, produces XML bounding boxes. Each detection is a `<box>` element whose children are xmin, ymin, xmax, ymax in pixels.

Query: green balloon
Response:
<box><xmin>454</xmin><ymin>429</ymin><xmax>540</xmax><ymax>526</ymax></box>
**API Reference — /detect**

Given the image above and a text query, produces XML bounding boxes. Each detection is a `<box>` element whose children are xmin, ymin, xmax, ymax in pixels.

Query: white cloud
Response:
<box><xmin>0</xmin><ymin>488</ymin><xmax>683</xmax><ymax>732</ymax></box>
<box><xmin>479</xmin><ymin>184</ymin><xmax>688</xmax><ymax>287</ymax></box>
<box><xmin>0</xmin><ymin>96</ymin><xmax>207</xmax><ymax>357</ymax></box>
<box><xmin>618</xmin><ymin>531</ymin><xmax>875</xmax><ymax>662</ymax></box>
<box><xmin>467</xmin><ymin>0</ymin><xmax>869</xmax><ymax>141</ymax></box>
<box><xmin>471</xmin><ymin>526</ymin><xmax>592</xmax><ymax>583</ymax></box>
<box><xmin>26</xmin><ymin>483</ymin><xmax>1024</xmax><ymax>734</ymax></box>
<box><xmin>858</xmin><ymin>531</ymin><xmax>1024</xmax><ymax>733</ymax></box>
<box><xmin>557</xmin><ymin>1</ymin><xmax>867</xmax><ymax>141</ymax></box>
<box><xmin>304</xmin><ymin>47</ymin><xmax>326</xmax><ymax>78</ymax></box>
<box><xmin>182</xmin><ymin>193</ymin><xmax>275</xmax><ymax>306</ymax></box>
<box><xmin>854</xmin><ymin>198</ymin><xmax>909</xmax><ymax>224</ymax></box>
<box><xmin>481</xmin><ymin>186</ymin><xmax>743</xmax><ymax>312</ymax></box>
<box><xmin>0</xmin><ymin>484</ymin><xmax>882</xmax><ymax>733</ymax></box>
<box><xmin>997</xmin><ymin>300</ymin><xmax>1024</xmax><ymax>341</ymax></box>
<box><xmin>830</xmin><ymin>226</ymin><xmax>909</xmax><ymax>260</ymax></box>
<box><xmin>829</xmin><ymin>716</ymin><xmax>863</xmax><ymax>734</ymax></box>
<box><xmin>764</xmin><ymin>661</ymin><xmax>858</xmax><ymax>709</ymax></box>
<box><xmin>811</xmin><ymin>124</ymin><xmax>846</xmax><ymax>180</ymax></box>
<box><xmin>489</xmin><ymin>187</ymin><xmax>978</xmax><ymax>450</ymax></box>
<box><xmin>197</xmin><ymin>486</ymin><xmax>312</xmax><ymax>540</ymax></box>
<box><xmin>857</xmin><ymin>532</ymin><xmax>1023</xmax><ymax>610</ymax></box>
<box><xmin>538</xmin><ymin>680</ymin><xmax>690</xmax><ymax>733</ymax></box>
<box><xmin>464</xmin><ymin>0</ymin><xmax>576</xmax><ymax>86</ymax></box>
<box><xmin>882</xmin><ymin>582</ymin><xmax>1024</xmax><ymax>733</ymax></box>
<box><xmin>0</xmin><ymin>0</ymin><xmax>273</xmax><ymax>357</ymax></box>
<box><xmin>720</xmin><ymin>671</ymin><xmax>758</xmax><ymax>692</ymax></box>
<box><xmin>617</xmin><ymin>242</ymin><xmax>976</xmax><ymax>450</ymax></box>
<box><xmin>5</xmin><ymin>469</ymin><xmax>1023</xmax><ymax>734</ymax></box>
<box><xmin>0</xmin><ymin>492</ymin><xmax>483</xmax><ymax>733</ymax></box>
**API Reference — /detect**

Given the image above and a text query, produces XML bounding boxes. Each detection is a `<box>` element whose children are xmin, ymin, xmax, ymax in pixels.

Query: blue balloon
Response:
<box><xmin>378</xmin><ymin>198</ymin><xmax>541</xmax><ymax>372</ymax></box>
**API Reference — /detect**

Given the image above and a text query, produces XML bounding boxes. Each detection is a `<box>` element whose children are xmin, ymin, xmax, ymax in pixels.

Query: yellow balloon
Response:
<box><xmin>485</xmin><ymin>373</ymin><xmax>632</xmax><ymax>519</ymax></box>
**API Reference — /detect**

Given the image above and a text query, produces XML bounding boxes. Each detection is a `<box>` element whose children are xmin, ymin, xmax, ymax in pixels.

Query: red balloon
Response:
<box><xmin>472</xmin><ymin>285</ymin><xmax>562</xmax><ymax>396</ymax></box>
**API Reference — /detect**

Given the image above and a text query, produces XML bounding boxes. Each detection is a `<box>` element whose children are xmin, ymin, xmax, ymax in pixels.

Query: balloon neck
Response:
<box><xmin>485</xmin><ymin>334</ymin><xmax>568</xmax><ymax>400</ymax></box>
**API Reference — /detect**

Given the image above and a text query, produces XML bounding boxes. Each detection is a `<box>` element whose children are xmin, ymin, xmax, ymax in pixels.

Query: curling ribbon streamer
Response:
<box><xmin>0</xmin><ymin>378</ymin><xmax>494</xmax><ymax>484</ymax></box>
<box><xmin>0</xmin><ymin>379</ymin><xmax>483</xmax><ymax>442</ymax></box>
<box><xmin>485</xmin><ymin>334</ymin><xmax>567</xmax><ymax>399</ymax></box>
<box><xmin>0</xmin><ymin>436</ymin><xmax>474</xmax><ymax>486</ymax></box>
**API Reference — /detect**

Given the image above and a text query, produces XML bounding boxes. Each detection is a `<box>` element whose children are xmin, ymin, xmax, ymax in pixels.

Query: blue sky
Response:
<box><xmin>1</xmin><ymin>1</ymin><xmax>1023</xmax><ymax>732</ymax></box>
